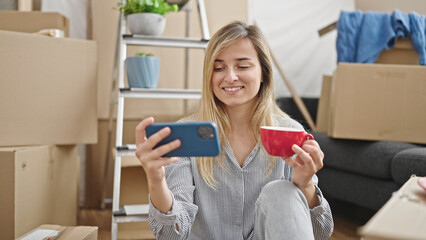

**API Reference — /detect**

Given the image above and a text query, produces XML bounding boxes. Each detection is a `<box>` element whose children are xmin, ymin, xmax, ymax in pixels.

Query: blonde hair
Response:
<box><xmin>197</xmin><ymin>21</ymin><xmax>288</xmax><ymax>188</ymax></box>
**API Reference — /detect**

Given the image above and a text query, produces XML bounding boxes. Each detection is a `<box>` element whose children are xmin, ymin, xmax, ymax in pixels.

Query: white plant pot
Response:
<box><xmin>127</xmin><ymin>13</ymin><xmax>166</xmax><ymax>36</ymax></box>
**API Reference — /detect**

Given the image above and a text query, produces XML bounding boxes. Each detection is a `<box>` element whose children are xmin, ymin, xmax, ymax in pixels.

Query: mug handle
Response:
<box><xmin>303</xmin><ymin>132</ymin><xmax>314</xmax><ymax>141</ymax></box>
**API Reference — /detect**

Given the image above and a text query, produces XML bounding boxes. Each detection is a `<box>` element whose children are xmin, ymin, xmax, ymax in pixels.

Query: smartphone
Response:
<box><xmin>145</xmin><ymin>121</ymin><xmax>221</xmax><ymax>157</ymax></box>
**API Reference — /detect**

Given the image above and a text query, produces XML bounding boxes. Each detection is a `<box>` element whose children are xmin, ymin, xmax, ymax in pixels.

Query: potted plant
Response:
<box><xmin>126</xmin><ymin>53</ymin><xmax>161</xmax><ymax>88</ymax></box>
<box><xmin>119</xmin><ymin>0</ymin><xmax>179</xmax><ymax>36</ymax></box>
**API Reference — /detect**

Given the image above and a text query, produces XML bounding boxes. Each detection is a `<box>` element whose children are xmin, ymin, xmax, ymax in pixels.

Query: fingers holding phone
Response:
<box><xmin>135</xmin><ymin>117</ymin><xmax>181</xmax><ymax>183</ymax></box>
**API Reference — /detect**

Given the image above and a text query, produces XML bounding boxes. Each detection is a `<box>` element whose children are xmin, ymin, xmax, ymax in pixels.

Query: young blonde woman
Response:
<box><xmin>135</xmin><ymin>21</ymin><xmax>334</xmax><ymax>240</ymax></box>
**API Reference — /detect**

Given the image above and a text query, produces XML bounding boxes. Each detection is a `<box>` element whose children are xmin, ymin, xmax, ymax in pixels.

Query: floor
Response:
<box><xmin>78</xmin><ymin>199</ymin><xmax>376</xmax><ymax>240</ymax></box>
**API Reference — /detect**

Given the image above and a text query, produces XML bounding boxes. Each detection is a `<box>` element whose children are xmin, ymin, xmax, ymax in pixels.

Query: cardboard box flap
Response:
<box><xmin>17</xmin><ymin>224</ymin><xmax>98</xmax><ymax>240</ymax></box>
<box><xmin>0</xmin><ymin>10</ymin><xmax>69</xmax><ymax>36</ymax></box>
<box><xmin>358</xmin><ymin>176</ymin><xmax>426</xmax><ymax>240</ymax></box>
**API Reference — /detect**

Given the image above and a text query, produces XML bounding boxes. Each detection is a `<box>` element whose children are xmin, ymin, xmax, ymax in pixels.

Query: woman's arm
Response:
<box><xmin>148</xmin><ymin>157</ymin><xmax>198</xmax><ymax>239</ymax></box>
<box><xmin>135</xmin><ymin>117</ymin><xmax>198</xmax><ymax>239</ymax></box>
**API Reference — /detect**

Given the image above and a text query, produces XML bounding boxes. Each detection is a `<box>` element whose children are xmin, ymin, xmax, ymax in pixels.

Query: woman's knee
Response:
<box><xmin>257</xmin><ymin>180</ymin><xmax>308</xmax><ymax>208</ymax></box>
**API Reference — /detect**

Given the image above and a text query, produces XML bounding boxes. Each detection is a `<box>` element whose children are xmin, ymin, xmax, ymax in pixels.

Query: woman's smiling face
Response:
<box><xmin>211</xmin><ymin>38</ymin><xmax>263</xmax><ymax>110</ymax></box>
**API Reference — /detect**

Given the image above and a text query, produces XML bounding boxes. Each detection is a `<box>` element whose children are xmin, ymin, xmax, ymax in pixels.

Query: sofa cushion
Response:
<box><xmin>317</xmin><ymin>167</ymin><xmax>400</xmax><ymax>210</ymax></box>
<box><xmin>391</xmin><ymin>148</ymin><xmax>426</xmax><ymax>185</ymax></box>
<box><xmin>313</xmin><ymin>132</ymin><xmax>418</xmax><ymax>179</ymax></box>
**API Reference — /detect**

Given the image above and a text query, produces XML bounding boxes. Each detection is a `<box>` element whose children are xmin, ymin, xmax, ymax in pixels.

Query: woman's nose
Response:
<box><xmin>224</xmin><ymin>68</ymin><xmax>238</xmax><ymax>82</ymax></box>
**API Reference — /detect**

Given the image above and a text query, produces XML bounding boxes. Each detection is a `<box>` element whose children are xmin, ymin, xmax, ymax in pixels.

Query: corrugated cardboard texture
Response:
<box><xmin>329</xmin><ymin>63</ymin><xmax>426</xmax><ymax>144</ymax></box>
<box><xmin>0</xmin><ymin>10</ymin><xmax>69</xmax><ymax>36</ymax></box>
<box><xmin>358</xmin><ymin>176</ymin><xmax>426</xmax><ymax>239</ymax></box>
<box><xmin>0</xmin><ymin>145</ymin><xmax>79</xmax><ymax>239</ymax></box>
<box><xmin>0</xmin><ymin>30</ymin><xmax>97</xmax><ymax>146</ymax></box>
<box><xmin>17</xmin><ymin>224</ymin><xmax>98</xmax><ymax>240</ymax></box>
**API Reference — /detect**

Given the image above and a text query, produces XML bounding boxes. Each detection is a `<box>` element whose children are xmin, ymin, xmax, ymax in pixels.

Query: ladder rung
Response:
<box><xmin>116</xmin><ymin>144</ymin><xmax>136</xmax><ymax>157</ymax></box>
<box><xmin>123</xmin><ymin>34</ymin><xmax>209</xmax><ymax>48</ymax></box>
<box><xmin>114</xmin><ymin>215</ymin><xmax>149</xmax><ymax>223</ymax></box>
<box><xmin>114</xmin><ymin>204</ymin><xmax>149</xmax><ymax>216</ymax></box>
<box><xmin>113</xmin><ymin>204</ymin><xmax>150</xmax><ymax>223</ymax></box>
<box><xmin>119</xmin><ymin>88</ymin><xmax>202</xmax><ymax>99</ymax></box>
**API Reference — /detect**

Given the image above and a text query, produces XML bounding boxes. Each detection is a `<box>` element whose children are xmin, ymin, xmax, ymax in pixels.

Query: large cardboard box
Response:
<box><xmin>0</xmin><ymin>145</ymin><xmax>80</xmax><ymax>239</ymax></box>
<box><xmin>17</xmin><ymin>224</ymin><xmax>98</xmax><ymax>240</ymax></box>
<box><xmin>0</xmin><ymin>30</ymin><xmax>97</xmax><ymax>146</ymax></box>
<box><xmin>358</xmin><ymin>175</ymin><xmax>426</xmax><ymax>239</ymax></box>
<box><xmin>0</xmin><ymin>10</ymin><xmax>69</xmax><ymax>36</ymax></box>
<box><xmin>328</xmin><ymin>63</ymin><xmax>426</xmax><ymax>144</ymax></box>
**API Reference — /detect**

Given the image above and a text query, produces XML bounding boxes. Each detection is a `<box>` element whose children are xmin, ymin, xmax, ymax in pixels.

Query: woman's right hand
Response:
<box><xmin>135</xmin><ymin>117</ymin><xmax>181</xmax><ymax>184</ymax></box>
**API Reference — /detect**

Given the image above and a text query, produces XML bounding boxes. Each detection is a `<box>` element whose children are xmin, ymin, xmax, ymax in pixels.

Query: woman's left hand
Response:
<box><xmin>282</xmin><ymin>140</ymin><xmax>324</xmax><ymax>190</ymax></box>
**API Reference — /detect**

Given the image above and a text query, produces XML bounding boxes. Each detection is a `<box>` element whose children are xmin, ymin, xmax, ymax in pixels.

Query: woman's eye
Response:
<box><xmin>239</xmin><ymin>65</ymin><xmax>249</xmax><ymax>69</ymax></box>
<box><xmin>214</xmin><ymin>67</ymin><xmax>224</xmax><ymax>71</ymax></box>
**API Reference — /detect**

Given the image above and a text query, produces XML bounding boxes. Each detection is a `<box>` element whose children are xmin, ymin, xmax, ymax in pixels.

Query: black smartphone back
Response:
<box><xmin>145</xmin><ymin>121</ymin><xmax>221</xmax><ymax>157</ymax></box>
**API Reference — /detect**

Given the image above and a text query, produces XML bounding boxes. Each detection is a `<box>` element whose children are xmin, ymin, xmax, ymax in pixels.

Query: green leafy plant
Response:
<box><xmin>119</xmin><ymin>0</ymin><xmax>179</xmax><ymax>16</ymax></box>
<box><xmin>135</xmin><ymin>52</ymin><xmax>154</xmax><ymax>56</ymax></box>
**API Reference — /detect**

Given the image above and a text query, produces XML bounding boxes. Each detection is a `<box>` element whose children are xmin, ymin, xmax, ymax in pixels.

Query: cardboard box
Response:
<box><xmin>0</xmin><ymin>10</ymin><xmax>69</xmax><ymax>36</ymax></box>
<box><xmin>328</xmin><ymin>63</ymin><xmax>426</xmax><ymax>144</ymax></box>
<box><xmin>356</xmin><ymin>0</ymin><xmax>426</xmax><ymax>15</ymax></box>
<box><xmin>0</xmin><ymin>30</ymin><xmax>97</xmax><ymax>146</ymax></box>
<box><xmin>316</xmin><ymin>75</ymin><xmax>332</xmax><ymax>133</ymax></box>
<box><xmin>358</xmin><ymin>175</ymin><xmax>426</xmax><ymax>239</ymax></box>
<box><xmin>17</xmin><ymin>224</ymin><xmax>98</xmax><ymax>240</ymax></box>
<box><xmin>0</xmin><ymin>145</ymin><xmax>79</xmax><ymax>239</ymax></box>
<box><xmin>375</xmin><ymin>38</ymin><xmax>419</xmax><ymax>65</ymax></box>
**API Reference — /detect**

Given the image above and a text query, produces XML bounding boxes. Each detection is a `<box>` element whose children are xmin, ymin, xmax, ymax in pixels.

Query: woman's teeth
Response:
<box><xmin>224</xmin><ymin>87</ymin><xmax>242</xmax><ymax>91</ymax></box>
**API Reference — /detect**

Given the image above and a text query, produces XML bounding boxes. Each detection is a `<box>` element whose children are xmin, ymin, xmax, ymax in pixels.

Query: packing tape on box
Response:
<box><xmin>35</xmin><ymin>29</ymin><xmax>65</xmax><ymax>38</ymax></box>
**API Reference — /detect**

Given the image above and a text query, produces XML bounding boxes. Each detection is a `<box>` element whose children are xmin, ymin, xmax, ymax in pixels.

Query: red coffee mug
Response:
<box><xmin>260</xmin><ymin>126</ymin><xmax>314</xmax><ymax>158</ymax></box>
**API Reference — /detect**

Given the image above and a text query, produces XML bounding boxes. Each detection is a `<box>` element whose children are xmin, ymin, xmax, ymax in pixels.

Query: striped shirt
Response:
<box><xmin>148</xmin><ymin>117</ymin><xmax>334</xmax><ymax>239</ymax></box>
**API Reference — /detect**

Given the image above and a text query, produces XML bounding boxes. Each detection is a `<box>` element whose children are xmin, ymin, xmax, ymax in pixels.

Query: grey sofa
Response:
<box><xmin>276</xmin><ymin>97</ymin><xmax>426</xmax><ymax>210</ymax></box>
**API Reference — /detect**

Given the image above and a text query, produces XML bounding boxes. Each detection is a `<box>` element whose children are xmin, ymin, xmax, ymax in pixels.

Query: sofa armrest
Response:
<box><xmin>313</xmin><ymin>132</ymin><xmax>419</xmax><ymax>180</ymax></box>
<box><xmin>391</xmin><ymin>148</ymin><xmax>426</xmax><ymax>185</ymax></box>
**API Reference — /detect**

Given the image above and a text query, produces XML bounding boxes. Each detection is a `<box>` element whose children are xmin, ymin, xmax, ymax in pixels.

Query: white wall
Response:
<box><xmin>41</xmin><ymin>0</ymin><xmax>88</xmax><ymax>39</ymax></box>
<box><xmin>253</xmin><ymin>0</ymin><xmax>355</xmax><ymax>98</ymax></box>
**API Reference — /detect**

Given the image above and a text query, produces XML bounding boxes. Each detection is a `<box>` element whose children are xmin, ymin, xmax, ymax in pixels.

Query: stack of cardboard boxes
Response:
<box><xmin>0</xmin><ymin>10</ymin><xmax>98</xmax><ymax>239</ymax></box>
<box><xmin>316</xmin><ymin>2</ymin><xmax>426</xmax><ymax>145</ymax></box>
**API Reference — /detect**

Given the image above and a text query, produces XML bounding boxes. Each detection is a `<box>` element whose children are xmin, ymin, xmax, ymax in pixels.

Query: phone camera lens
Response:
<box><xmin>198</xmin><ymin>125</ymin><xmax>214</xmax><ymax>140</ymax></box>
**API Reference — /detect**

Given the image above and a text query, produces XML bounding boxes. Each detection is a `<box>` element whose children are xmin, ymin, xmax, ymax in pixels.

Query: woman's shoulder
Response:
<box><xmin>273</xmin><ymin>114</ymin><xmax>304</xmax><ymax>131</ymax></box>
